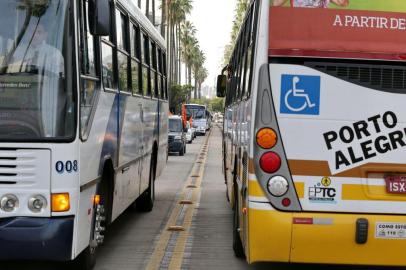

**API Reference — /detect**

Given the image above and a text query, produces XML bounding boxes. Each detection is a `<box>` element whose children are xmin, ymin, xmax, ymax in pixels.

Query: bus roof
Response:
<box><xmin>269</xmin><ymin>2</ymin><xmax>406</xmax><ymax>61</ymax></box>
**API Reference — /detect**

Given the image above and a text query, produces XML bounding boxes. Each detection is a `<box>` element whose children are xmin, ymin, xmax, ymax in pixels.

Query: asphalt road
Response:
<box><xmin>0</xmin><ymin>126</ymin><xmax>404</xmax><ymax>270</ymax></box>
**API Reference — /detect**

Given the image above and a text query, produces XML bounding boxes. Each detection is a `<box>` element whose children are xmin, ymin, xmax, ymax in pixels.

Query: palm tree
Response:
<box><xmin>180</xmin><ymin>21</ymin><xmax>196</xmax><ymax>84</ymax></box>
<box><xmin>191</xmin><ymin>48</ymin><xmax>205</xmax><ymax>99</ymax></box>
<box><xmin>196</xmin><ymin>67</ymin><xmax>208</xmax><ymax>99</ymax></box>
<box><xmin>223</xmin><ymin>0</ymin><xmax>249</xmax><ymax>65</ymax></box>
<box><xmin>167</xmin><ymin>0</ymin><xmax>192</xmax><ymax>85</ymax></box>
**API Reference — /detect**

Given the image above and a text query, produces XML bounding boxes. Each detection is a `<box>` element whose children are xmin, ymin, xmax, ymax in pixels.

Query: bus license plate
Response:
<box><xmin>385</xmin><ymin>176</ymin><xmax>406</xmax><ymax>194</ymax></box>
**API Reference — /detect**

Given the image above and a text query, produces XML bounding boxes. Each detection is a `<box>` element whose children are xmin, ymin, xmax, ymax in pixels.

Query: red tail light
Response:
<box><xmin>282</xmin><ymin>198</ymin><xmax>291</xmax><ymax>207</ymax></box>
<box><xmin>259</xmin><ymin>152</ymin><xmax>281</xmax><ymax>173</ymax></box>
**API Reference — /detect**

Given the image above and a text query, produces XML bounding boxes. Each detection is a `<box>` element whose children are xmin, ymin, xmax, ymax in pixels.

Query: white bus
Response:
<box><xmin>184</xmin><ymin>104</ymin><xmax>210</xmax><ymax>135</ymax></box>
<box><xmin>0</xmin><ymin>0</ymin><xmax>168</xmax><ymax>268</ymax></box>
<box><xmin>218</xmin><ymin>0</ymin><xmax>406</xmax><ymax>267</ymax></box>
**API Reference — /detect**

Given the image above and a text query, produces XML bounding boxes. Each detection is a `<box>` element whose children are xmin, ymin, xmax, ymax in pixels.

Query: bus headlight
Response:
<box><xmin>28</xmin><ymin>195</ymin><xmax>47</xmax><ymax>213</ymax></box>
<box><xmin>1</xmin><ymin>194</ymin><xmax>19</xmax><ymax>212</ymax></box>
<box><xmin>267</xmin><ymin>176</ymin><xmax>289</xmax><ymax>197</ymax></box>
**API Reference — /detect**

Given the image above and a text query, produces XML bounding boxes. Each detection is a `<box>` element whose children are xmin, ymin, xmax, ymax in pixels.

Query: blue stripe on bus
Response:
<box><xmin>98</xmin><ymin>94</ymin><xmax>128</xmax><ymax>175</ymax></box>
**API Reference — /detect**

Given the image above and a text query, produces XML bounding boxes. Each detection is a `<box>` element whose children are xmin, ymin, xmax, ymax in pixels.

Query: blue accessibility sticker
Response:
<box><xmin>280</xmin><ymin>75</ymin><xmax>321</xmax><ymax>115</ymax></box>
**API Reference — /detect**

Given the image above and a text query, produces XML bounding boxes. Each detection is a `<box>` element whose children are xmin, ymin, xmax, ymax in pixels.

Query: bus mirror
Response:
<box><xmin>89</xmin><ymin>0</ymin><xmax>111</xmax><ymax>36</ymax></box>
<box><xmin>217</xmin><ymin>75</ymin><xmax>227</xmax><ymax>98</ymax></box>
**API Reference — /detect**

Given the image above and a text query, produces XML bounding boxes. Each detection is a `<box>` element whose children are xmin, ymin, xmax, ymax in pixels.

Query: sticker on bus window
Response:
<box><xmin>280</xmin><ymin>74</ymin><xmax>320</xmax><ymax>115</ymax></box>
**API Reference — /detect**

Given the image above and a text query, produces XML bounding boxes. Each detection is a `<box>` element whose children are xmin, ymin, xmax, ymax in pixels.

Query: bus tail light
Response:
<box><xmin>282</xmin><ymin>198</ymin><xmax>291</xmax><ymax>207</ymax></box>
<box><xmin>267</xmin><ymin>176</ymin><xmax>289</xmax><ymax>197</ymax></box>
<box><xmin>256</xmin><ymin>128</ymin><xmax>277</xmax><ymax>149</ymax></box>
<box><xmin>52</xmin><ymin>193</ymin><xmax>70</xmax><ymax>212</ymax></box>
<box><xmin>260</xmin><ymin>152</ymin><xmax>281</xmax><ymax>173</ymax></box>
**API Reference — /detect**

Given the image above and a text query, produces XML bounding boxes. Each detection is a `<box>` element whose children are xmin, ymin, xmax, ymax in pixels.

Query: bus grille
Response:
<box><xmin>0</xmin><ymin>149</ymin><xmax>48</xmax><ymax>185</ymax></box>
<box><xmin>307</xmin><ymin>62</ymin><xmax>406</xmax><ymax>94</ymax></box>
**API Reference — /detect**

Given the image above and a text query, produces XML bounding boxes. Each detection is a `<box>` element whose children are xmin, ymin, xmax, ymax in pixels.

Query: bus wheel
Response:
<box><xmin>233</xmin><ymin>199</ymin><xmax>245</xmax><ymax>258</ymax></box>
<box><xmin>136</xmin><ymin>159</ymin><xmax>156</xmax><ymax>212</ymax></box>
<box><xmin>75</xmin><ymin>197</ymin><xmax>106</xmax><ymax>270</ymax></box>
<box><xmin>179</xmin><ymin>146</ymin><xmax>185</xmax><ymax>156</ymax></box>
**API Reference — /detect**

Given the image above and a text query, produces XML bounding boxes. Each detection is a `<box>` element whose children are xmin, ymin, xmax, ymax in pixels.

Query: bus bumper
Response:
<box><xmin>248</xmin><ymin>207</ymin><xmax>406</xmax><ymax>266</ymax></box>
<box><xmin>0</xmin><ymin>216</ymin><xmax>74</xmax><ymax>261</ymax></box>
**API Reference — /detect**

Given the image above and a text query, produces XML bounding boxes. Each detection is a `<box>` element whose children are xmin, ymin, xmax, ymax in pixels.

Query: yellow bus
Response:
<box><xmin>217</xmin><ymin>0</ymin><xmax>406</xmax><ymax>266</ymax></box>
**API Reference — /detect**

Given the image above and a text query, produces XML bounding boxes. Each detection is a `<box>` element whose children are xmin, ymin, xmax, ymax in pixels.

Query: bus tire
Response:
<box><xmin>136</xmin><ymin>157</ymin><xmax>156</xmax><ymax>212</ymax></box>
<box><xmin>233</xmin><ymin>198</ymin><xmax>245</xmax><ymax>259</ymax></box>
<box><xmin>179</xmin><ymin>146</ymin><xmax>185</xmax><ymax>156</ymax></box>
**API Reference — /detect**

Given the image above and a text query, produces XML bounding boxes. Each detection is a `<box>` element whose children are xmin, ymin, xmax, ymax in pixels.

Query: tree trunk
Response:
<box><xmin>188</xmin><ymin>66</ymin><xmax>192</xmax><ymax>87</ymax></box>
<box><xmin>194</xmin><ymin>76</ymin><xmax>197</xmax><ymax>99</ymax></box>
<box><xmin>160</xmin><ymin>0</ymin><xmax>166</xmax><ymax>38</ymax></box>
<box><xmin>173</xmin><ymin>24</ymin><xmax>178</xmax><ymax>84</ymax></box>
<box><xmin>171</xmin><ymin>24</ymin><xmax>175</xmax><ymax>85</ymax></box>
<box><xmin>198</xmin><ymin>82</ymin><xmax>202</xmax><ymax>99</ymax></box>
<box><xmin>169</xmin><ymin>22</ymin><xmax>175</xmax><ymax>85</ymax></box>
<box><xmin>177</xmin><ymin>24</ymin><xmax>181</xmax><ymax>84</ymax></box>
<box><xmin>185</xmin><ymin>61</ymin><xmax>188</xmax><ymax>86</ymax></box>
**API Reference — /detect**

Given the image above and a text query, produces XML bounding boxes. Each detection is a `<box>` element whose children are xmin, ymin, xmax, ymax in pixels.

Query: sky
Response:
<box><xmin>188</xmin><ymin>0</ymin><xmax>237</xmax><ymax>88</ymax></box>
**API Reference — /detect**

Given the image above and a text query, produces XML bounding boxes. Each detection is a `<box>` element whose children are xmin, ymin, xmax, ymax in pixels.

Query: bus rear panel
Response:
<box><xmin>247</xmin><ymin>0</ymin><xmax>406</xmax><ymax>266</ymax></box>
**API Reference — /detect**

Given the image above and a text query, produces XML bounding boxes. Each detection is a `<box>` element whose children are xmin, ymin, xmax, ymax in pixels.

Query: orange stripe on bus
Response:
<box><xmin>249</xmin><ymin>158</ymin><xmax>255</xmax><ymax>174</ymax></box>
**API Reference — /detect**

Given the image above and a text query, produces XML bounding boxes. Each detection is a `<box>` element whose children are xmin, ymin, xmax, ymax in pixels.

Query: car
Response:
<box><xmin>185</xmin><ymin>122</ymin><xmax>193</xmax><ymax>144</ymax></box>
<box><xmin>168</xmin><ymin>116</ymin><xmax>187</xmax><ymax>156</ymax></box>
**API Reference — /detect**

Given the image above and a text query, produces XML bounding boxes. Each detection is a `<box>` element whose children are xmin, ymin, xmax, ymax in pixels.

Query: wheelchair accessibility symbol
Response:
<box><xmin>280</xmin><ymin>75</ymin><xmax>321</xmax><ymax>115</ymax></box>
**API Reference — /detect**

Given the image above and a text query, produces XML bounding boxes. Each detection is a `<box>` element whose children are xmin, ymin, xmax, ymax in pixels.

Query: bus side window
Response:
<box><xmin>130</xmin><ymin>23</ymin><xmax>141</xmax><ymax>95</ymax></box>
<box><xmin>116</xmin><ymin>8</ymin><xmax>130</xmax><ymax>93</ymax></box>
<box><xmin>101</xmin><ymin>1</ymin><xmax>116</xmax><ymax>90</ymax></box>
<box><xmin>241</xmin><ymin>11</ymin><xmax>252</xmax><ymax>99</ymax></box>
<box><xmin>246</xmin><ymin>1</ymin><xmax>259</xmax><ymax>98</ymax></box>
<box><xmin>151</xmin><ymin>41</ymin><xmax>158</xmax><ymax>98</ymax></box>
<box><xmin>157</xmin><ymin>47</ymin><xmax>164</xmax><ymax>99</ymax></box>
<box><xmin>141</xmin><ymin>32</ymin><xmax>151</xmax><ymax>97</ymax></box>
<box><xmin>79</xmin><ymin>0</ymin><xmax>100</xmax><ymax>139</ymax></box>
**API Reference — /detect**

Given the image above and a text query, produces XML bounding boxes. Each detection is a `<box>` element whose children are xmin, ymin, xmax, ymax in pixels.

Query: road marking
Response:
<box><xmin>146</xmin><ymin>132</ymin><xmax>211</xmax><ymax>270</ymax></box>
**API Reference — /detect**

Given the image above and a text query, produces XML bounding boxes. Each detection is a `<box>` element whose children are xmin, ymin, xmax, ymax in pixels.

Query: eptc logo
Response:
<box><xmin>308</xmin><ymin>177</ymin><xmax>337</xmax><ymax>204</ymax></box>
<box><xmin>280</xmin><ymin>74</ymin><xmax>321</xmax><ymax>115</ymax></box>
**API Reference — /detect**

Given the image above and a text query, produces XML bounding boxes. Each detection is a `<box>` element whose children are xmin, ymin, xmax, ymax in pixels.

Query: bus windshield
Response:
<box><xmin>186</xmin><ymin>105</ymin><xmax>206</xmax><ymax>120</ymax></box>
<box><xmin>169</xmin><ymin>119</ymin><xmax>182</xmax><ymax>133</ymax></box>
<box><xmin>0</xmin><ymin>0</ymin><xmax>74</xmax><ymax>141</ymax></box>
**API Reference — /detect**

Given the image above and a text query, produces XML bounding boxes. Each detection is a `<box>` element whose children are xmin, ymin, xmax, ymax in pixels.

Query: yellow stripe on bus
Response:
<box><xmin>342</xmin><ymin>184</ymin><xmax>406</xmax><ymax>201</ymax></box>
<box><xmin>294</xmin><ymin>182</ymin><xmax>305</xmax><ymax>199</ymax></box>
<box><xmin>249</xmin><ymin>179</ymin><xmax>266</xmax><ymax>197</ymax></box>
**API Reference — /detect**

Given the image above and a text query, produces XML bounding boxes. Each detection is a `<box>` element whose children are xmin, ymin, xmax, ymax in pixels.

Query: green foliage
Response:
<box><xmin>189</xmin><ymin>97</ymin><xmax>224</xmax><ymax>113</ymax></box>
<box><xmin>169</xmin><ymin>84</ymin><xmax>190</xmax><ymax>114</ymax></box>
<box><xmin>210</xmin><ymin>98</ymin><xmax>225</xmax><ymax>112</ymax></box>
